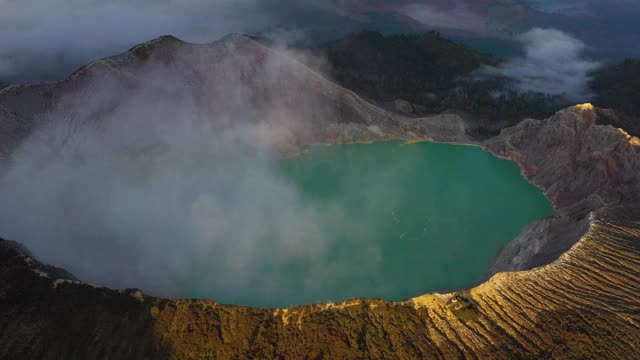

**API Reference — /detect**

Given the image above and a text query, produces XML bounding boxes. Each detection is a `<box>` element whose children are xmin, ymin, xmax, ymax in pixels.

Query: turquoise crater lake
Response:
<box><xmin>180</xmin><ymin>141</ymin><xmax>553</xmax><ymax>308</ymax></box>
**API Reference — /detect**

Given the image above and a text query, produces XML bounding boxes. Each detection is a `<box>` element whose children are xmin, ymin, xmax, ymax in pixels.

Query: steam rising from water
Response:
<box><xmin>0</xmin><ymin>47</ymin><xmax>386</xmax><ymax>302</ymax></box>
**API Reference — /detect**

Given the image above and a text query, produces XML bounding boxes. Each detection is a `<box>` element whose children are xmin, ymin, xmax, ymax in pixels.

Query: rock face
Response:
<box><xmin>486</xmin><ymin>104</ymin><xmax>640</xmax><ymax>274</ymax></box>
<box><xmin>394</xmin><ymin>99</ymin><xmax>414</xmax><ymax>114</ymax></box>
<box><xmin>0</xmin><ymin>35</ymin><xmax>639</xmax><ymax>359</ymax></box>
<box><xmin>0</xmin><ymin>34</ymin><xmax>476</xmax><ymax>161</ymax></box>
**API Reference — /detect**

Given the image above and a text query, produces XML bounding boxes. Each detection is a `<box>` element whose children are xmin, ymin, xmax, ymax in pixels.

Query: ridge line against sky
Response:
<box><xmin>1</xmin><ymin>0</ymin><xmax>637</xmax><ymax>99</ymax></box>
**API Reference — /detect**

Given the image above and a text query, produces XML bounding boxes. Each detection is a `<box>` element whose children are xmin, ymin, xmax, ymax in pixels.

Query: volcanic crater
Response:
<box><xmin>1</xmin><ymin>35</ymin><xmax>639</xmax><ymax>359</ymax></box>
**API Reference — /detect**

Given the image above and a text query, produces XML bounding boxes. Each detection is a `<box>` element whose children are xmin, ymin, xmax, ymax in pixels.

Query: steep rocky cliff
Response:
<box><xmin>0</xmin><ymin>35</ymin><xmax>639</xmax><ymax>359</ymax></box>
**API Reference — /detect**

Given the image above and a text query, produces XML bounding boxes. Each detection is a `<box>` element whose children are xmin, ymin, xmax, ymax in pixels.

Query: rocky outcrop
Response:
<box><xmin>486</xmin><ymin>104</ymin><xmax>640</xmax><ymax>274</ymax></box>
<box><xmin>393</xmin><ymin>99</ymin><xmax>414</xmax><ymax>114</ymax></box>
<box><xmin>0</xmin><ymin>34</ymin><xmax>639</xmax><ymax>359</ymax></box>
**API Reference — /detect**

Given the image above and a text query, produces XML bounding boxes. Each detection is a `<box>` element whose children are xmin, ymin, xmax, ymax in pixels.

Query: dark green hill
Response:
<box><xmin>321</xmin><ymin>30</ymin><xmax>497</xmax><ymax>103</ymax></box>
<box><xmin>317</xmin><ymin>31</ymin><xmax>568</xmax><ymax>128</ymax></box>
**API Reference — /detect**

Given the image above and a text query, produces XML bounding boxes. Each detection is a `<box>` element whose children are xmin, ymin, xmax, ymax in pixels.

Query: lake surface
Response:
<box><xmin>179</xmin><ymin>141</ymin><xmax>552</xmax><ymax>308</ymax></box>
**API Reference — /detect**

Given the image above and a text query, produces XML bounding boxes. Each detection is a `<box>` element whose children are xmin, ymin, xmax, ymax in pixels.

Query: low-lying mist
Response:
<box><xmin>0</xmin><ymin>46</ymin><xmax>389</xmax><ymax>304</ymax></box>
<box><xmin>478</xmin><ymin>28</ymin><xmax>600</xmax><ymax>101</ymax></box>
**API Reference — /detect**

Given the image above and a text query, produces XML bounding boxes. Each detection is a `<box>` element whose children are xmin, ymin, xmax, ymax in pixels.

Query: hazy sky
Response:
<box><xmin>0</xmin><ymin>0</ymin><xmax>621</xmax><ymax>96</ymax></box>
<box><xmin>0</xmin><ymin>0</ymin><xmax>273</xmax><ymax>82</ymax></box>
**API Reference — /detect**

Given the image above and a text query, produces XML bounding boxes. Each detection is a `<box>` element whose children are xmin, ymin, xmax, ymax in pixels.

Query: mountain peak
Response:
<box><xmin>217</xmin><ymin>33</ymin><xmax>255</xmax><ymax>44</ymax></box>
<box><xmin>574</xmin><ymin>103</ymin><xmax>595</xmax><ymax>112</ymax></box>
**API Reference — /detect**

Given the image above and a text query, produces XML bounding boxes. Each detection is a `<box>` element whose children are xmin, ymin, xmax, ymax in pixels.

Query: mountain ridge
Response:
<box><xmin>0</xmin><ymin>33</ymin><xmax>479</xmax><ymax>160</ymax></box>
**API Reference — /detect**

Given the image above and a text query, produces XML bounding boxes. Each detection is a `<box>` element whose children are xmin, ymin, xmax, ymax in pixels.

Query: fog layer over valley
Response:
<box><xmin>478</xmin><ymin>28</ymin><xmax>600</xmax><ymax>100</ymax></box>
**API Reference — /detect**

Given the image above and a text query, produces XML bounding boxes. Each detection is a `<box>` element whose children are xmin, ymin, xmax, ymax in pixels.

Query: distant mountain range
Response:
<box><xmin>1</xmin><ymin>0</ymin><xmax>637</xmax><ymax>87</ymax></box>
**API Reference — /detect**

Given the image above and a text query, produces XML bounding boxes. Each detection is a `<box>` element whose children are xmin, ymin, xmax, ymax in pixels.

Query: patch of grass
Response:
<box><xmin>447</xmin><ymin>295</ymin><xmax>480</xmax><ymax>322</ymax></box>
<box><xmin>150</xmin><ymin>305</ymin><xmax>160</xmax><ymax>319</ymax></box>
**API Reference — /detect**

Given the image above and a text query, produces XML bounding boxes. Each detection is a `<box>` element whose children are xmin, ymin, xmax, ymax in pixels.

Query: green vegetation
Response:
<box><xmin>322</xmin><ymin>31</ymin><xmax>498</xmax><ymax>102</ymax></box>
<box><xmin>448</xmin><ymin>295</ymin><xmax>480</xmax><ymax>322</ymax></box>
<box><xmin>320</xmin><ymin>31</ymin><xmax>569</xmax><ymax>126</ymax></box>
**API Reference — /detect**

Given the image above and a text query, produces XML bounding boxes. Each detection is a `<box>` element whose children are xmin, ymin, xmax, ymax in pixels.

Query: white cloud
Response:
<box><xmin>480</xmin><ymin>28</ymin><xmax>600</xmax><ymax>100</ymax></box>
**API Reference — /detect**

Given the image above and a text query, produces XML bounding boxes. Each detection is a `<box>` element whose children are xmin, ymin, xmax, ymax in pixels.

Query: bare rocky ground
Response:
<box><xmin>0</xmin><ymin>35</ymin><xmax>639</xmax><ymax>359</ymax></box>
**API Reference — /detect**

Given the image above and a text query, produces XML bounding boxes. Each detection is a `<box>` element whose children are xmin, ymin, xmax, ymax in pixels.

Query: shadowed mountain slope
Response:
<box><xmin>315</xmin><ymin>31</ymin><xmax>568</xmax><ymax>125</ymax></box>
<box><xmin>319</xmin><ymin>31</ymin><xmax>497</xmax><ymax>102</ymax></box>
